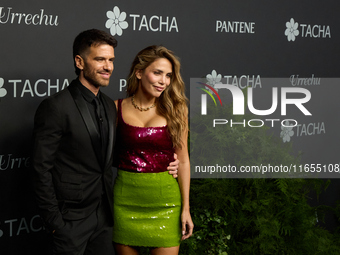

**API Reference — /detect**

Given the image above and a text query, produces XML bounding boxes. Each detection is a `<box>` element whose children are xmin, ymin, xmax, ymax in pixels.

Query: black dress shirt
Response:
<box><xmin>76</xmin><ymin>82</ymin><xmax>109</xmax><ymax>166</ymax></box>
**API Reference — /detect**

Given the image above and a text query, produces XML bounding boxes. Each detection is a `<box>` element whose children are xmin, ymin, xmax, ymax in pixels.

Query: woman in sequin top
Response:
<box><xmin>112</xmin><ymin>45</ymin><xmax>193</xmax><ymax>255</ymax></box>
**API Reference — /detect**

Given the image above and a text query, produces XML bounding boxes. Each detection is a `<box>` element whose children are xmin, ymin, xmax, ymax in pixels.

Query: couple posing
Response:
<box><xmin>32</xmin><ymin>29</ymin><xmax>193</xmax><ymax>255</ymax></box>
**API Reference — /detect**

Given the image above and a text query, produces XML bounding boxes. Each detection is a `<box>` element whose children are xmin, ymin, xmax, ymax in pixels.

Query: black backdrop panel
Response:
<box><xmin>1</xmin><ymin>1</ymin><xmax>339</xmax><ymax>254</ymax></box>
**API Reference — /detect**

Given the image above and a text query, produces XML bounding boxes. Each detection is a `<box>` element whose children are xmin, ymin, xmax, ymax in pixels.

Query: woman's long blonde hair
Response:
<box><xmin>126</xmin><ymin>45</ymin><xmax>188</xmax><ymax>149</ymax></box>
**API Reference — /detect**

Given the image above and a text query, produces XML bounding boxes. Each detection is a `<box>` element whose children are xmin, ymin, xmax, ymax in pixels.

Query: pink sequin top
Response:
<box><xmin>115</xmin><ymin>99</ymin><xmax>174</xmax><ymax>173</ymax></box>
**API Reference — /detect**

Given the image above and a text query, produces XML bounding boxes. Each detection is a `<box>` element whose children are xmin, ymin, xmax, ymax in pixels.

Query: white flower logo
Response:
<box><xmin>0</xmin><ymin>78</ymin><xmax>7</xmax><ymax>97</ymax></box>
<box><xmin>285</xmin><ymin>18</ymin><xmax>299</xmax><ymax>42</ymax></box>
<box><xmin>280</xmin><ymin>121</ymin><xmax>294</xmax><ymax>143</ymax></box>
<box><xmin>105</xmin><ymin>6</ymin><xmax>129</xmax><ymax>36</ymax></box>
<box><xmin>206</xmin><ymin>70</ymin><xmax>222</xmax><ymax>92</ymax></box>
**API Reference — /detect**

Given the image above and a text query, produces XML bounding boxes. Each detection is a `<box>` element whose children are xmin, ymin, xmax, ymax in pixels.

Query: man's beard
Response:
<box><xmin>83</xmin><ymin>66</ymin><xmax>110</xmax><ymax>88</ymax></box>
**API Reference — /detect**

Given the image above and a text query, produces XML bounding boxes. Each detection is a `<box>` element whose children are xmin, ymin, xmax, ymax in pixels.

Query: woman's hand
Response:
<box><xmin>181</xmin><ymin>209</ymin><xmax>194</xmax><ymax>240</ymax></box>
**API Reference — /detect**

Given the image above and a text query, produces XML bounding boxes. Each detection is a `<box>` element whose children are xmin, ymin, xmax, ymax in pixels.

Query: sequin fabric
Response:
<box><xmin>115</xmin><ymin>99</ymin><xmax>174</xmax><ymax>173</ymax></box>
<box><xmin>112</xmin><ymin>99</ymin><xmax>181</xmax><ymax>247</ymax></box>
<box><xmin>113</xmin><ymin>170</ymin><xmax>181</xmax><ymax>247</ymax></box>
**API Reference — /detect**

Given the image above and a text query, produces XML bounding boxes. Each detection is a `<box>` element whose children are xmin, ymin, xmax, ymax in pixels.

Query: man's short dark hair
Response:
<box><xmin>73</xmin><ymin>29</ymin><xmax>118</xmax><ymax>75</ymax></box>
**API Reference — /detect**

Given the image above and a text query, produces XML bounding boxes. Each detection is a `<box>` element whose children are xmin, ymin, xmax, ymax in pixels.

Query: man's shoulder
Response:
<box><xmin>39</xmin><ymin>89</ymin><xmax>70</xmax><ymax>109</ymax></box>
<box><xmin>42</xmin><ymin>79</ymin><xmax>78</xmax><ymax>102</ymax></box>
<box><xmin>36</xmin><ymin>81</ymin><xmax>79</xmax><ymax>113</ymax></box>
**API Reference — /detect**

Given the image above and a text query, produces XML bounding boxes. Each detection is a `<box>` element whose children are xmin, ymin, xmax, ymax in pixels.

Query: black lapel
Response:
<box><xmin>101</xmin><ymin>93</ymin><xmax>116</xmax><ymax>167</ymax></box>
<box><xmin>68</xmin><ymin>81</ymin><xmax>102</xmax><ymax>166</ymax></box>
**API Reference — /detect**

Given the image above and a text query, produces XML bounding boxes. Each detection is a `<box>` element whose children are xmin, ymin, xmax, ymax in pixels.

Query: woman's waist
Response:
<box><xmin>116</xmin><ymin>147</ymin><xmax>174</xmax><ymax>167</ymax></box>
<box><xmin>117</xmin><ymin>163</ymin><xmax>171</xmax><ymax>173</ymax></box>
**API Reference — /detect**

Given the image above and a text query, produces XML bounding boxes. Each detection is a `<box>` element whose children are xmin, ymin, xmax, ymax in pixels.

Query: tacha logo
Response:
<box><xmin>285</xmin><ymin>18</ymin><xmax>331</xmax><ymax>42</ymax></box>
<box><xmin>105</xmin><ymin>6</ymin><xmax>179</xmax><ymax>37</ymax></box>
<box><xmin>206</xmin><ymin>70</ymin><xmax>262</xmax><ymax>89</ymax></box>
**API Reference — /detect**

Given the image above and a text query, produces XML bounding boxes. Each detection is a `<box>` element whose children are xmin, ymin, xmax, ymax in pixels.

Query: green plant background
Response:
<box><xmin>184</xmin><ymin>103</ymin><xmax>339</xmax><ymax>254</ymax></box>
<box><xmin>142</xmin><ymin>103</ymin><xmax>340</xmax><ymax>254</ymax></box>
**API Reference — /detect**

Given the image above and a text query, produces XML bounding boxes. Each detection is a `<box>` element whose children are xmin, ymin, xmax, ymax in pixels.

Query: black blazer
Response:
<box><xmin>32</xmin><ymin>79</ymin><xmax>116</xmax><ymax>232</ymax></box>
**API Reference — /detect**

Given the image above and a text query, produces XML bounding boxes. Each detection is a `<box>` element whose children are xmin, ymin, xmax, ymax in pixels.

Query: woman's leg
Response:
<box><xmin>114</xmin><ymin>243</ymin><xmax>139</xmax><ymax>255</ymax></box>
<box><xmin>150</xmin><ymin>246</ymin><xmax>180</xmax><ymax>255</ymax></box>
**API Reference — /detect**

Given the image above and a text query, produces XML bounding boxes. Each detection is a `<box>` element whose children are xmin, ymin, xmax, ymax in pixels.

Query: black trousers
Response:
<box><xmin>51</xmin><ymin>199</ymin><xmax>114</xmax><ymax>255</ymax></box>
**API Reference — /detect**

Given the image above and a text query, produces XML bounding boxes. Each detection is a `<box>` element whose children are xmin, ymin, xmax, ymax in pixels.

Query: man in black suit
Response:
<box><xmin>32</xmin><ymin>29</ymin><xmax>179</xmax><ymax>255</ymax></box>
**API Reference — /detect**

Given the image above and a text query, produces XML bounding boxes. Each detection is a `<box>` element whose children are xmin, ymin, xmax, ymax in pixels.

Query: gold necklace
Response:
<box><xmin>131</xmin><ymin>94</ymin><xmax>156</xmax><ymax>112</ymax></box>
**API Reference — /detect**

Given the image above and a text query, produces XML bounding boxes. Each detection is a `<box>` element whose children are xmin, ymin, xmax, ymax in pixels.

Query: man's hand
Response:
<box><xmin>167</xmin><ymin>153</ymin><xmax>179</xmax><ymax>178</ymax></box>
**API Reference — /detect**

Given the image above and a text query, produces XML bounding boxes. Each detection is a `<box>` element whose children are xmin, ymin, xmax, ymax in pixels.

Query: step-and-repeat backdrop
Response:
<box><xmin>1</xmin><ymin>0</ymin><xmax>339</xmax><ymax>254</ymax></box>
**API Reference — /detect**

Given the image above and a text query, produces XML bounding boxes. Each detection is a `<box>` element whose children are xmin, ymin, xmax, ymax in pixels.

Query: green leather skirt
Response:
<box><xmin>113</xmin><ymin>170</ymin><xmax>182</xmax><ymax>247</ymax></box>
